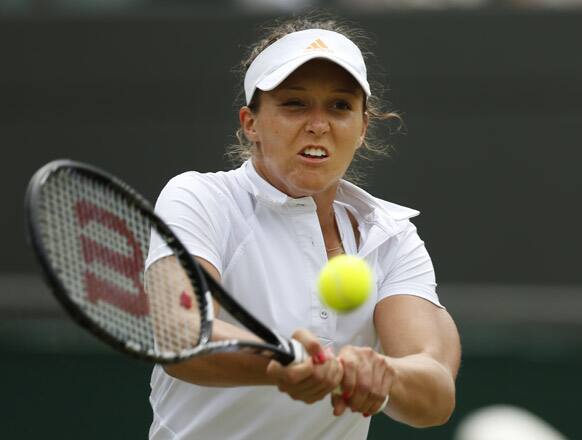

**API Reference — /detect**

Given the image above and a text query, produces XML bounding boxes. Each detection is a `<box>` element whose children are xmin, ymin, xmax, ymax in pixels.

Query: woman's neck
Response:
<box><xmin>314</xmin><ymin>189</ymin><xmax>344</xmax><ymax>255</ymax></box>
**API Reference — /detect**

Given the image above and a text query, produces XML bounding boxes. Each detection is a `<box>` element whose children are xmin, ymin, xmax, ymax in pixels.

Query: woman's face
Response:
<box><xmin>241</xmin><ymin>59</ymin><xmax>368</xmax><ymax>199</ymax></box>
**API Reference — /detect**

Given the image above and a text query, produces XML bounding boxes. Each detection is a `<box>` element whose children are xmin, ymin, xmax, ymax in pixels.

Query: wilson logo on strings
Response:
<box><xmin>75</xmin><ymin>199</ymin><xmax>149</xmax><ymax>317</ymax></box>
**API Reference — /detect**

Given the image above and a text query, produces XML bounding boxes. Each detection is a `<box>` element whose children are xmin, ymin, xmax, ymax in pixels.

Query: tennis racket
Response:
<box><xmin>25</xmin><ymin>159</ymin><xmax>308</xmax><ymax>365</ymax></box>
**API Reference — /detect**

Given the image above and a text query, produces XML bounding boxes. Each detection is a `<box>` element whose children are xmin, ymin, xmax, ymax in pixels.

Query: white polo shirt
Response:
<box><xmin>147</xmin><ymin>160</ymin><xmax>441</xmax><ymax>440</ymax></box>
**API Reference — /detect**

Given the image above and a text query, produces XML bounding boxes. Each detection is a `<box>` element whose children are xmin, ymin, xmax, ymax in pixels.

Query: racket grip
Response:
<box><xmin>289</xmin><ymin>339</ymin><xmax>344</xmax><ymax>399</ymax></box>
<box><xmin>289</xmin><ymin>341</ymin><xmax>388</xmax><ymax>414</ymax></box>
<box><xmin>289</xmin><ymin>338</ymin><xmax>308</xmax><ymax>364</ymax></box>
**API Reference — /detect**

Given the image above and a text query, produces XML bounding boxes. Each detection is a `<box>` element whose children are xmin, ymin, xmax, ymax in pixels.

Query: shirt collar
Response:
<box><xmin>336</xmin><ymin>179</ymin><xmax>419</xmax><ymax>230</ymax></box>
<box><xmin>237</xmin><ymin>159</ymin><xmax>419</xmax><ymax>235</ymax></box>
<box><xmin>237</xmin><ymin>160</ymin><xmax>317</xmax><ymax>211</ymax></box>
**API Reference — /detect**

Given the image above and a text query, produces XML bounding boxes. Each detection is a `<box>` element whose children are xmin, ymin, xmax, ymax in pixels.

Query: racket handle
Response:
<box><xmin>289</xmin><ymin>339</ymin><xmax>342</xmax><ymax>395</ymax></box>
<box><xmin>289</xmin><ymin>338</ymin><xmax>308</xmax><ymax>364</ymax></box>
<box><xmin>289</xmin><ymin>339</ymin><xmax>389</xmax><ymax>414</ymax></box>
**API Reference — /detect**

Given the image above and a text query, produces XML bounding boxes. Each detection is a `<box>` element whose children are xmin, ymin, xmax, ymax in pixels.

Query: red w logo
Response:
<box><xmin>75</xmin><ymin>200</ymin><xmax>149</xmax><ymax>316</ymax></box>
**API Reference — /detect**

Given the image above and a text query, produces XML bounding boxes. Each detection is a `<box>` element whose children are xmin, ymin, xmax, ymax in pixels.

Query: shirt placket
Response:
<box><xmin>284</xmin><ymin>200</ymin><xmax>337</xmax><ymax>346</ymax></box>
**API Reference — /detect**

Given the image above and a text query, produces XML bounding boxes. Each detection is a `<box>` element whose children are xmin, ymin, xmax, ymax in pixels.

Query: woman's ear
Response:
<box><xmin>358</xmin><ymin>111</ymin><xmax>369</xmax><ymax>147</ymax></box>
<box><xmin>239</xmin><ymin>106</ymin><xmax>259</xmax><ymax>143</ymax></box>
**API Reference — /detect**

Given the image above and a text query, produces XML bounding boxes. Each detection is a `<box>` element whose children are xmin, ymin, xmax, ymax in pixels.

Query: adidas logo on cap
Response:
<box><xmin>305</xmin><ymin>38</ymin><xmax>330</xmax><ymax>51</ymax></box>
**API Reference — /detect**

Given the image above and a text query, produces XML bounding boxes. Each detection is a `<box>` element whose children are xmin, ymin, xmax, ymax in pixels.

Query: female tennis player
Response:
<box><xmin>147</xmin><ymin>15</ymin><xmax>460</xmax><ymax>440</ymax></box>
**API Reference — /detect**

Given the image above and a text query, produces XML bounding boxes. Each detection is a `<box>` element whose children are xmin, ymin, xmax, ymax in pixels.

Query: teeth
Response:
<box><xmin>303</xmin><ymin>147</ymin><xmax>327</xmax><ymax>157</ymax></box>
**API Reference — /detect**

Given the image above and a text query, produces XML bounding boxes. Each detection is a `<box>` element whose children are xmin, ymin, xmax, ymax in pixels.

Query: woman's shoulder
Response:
<box><xmin>159</xmin><ymin>167</ymin><xmax>245</xmax><ymax>204</ymax></box>
<box><xmin>164</xmin><ymin>167</ymin><xmax>240</xmax><ymax>192</ymax></box>
<box><xmin>155</xmin><ymin>166</ymin><xmax>257</xmax><ymax>226</ymax></box>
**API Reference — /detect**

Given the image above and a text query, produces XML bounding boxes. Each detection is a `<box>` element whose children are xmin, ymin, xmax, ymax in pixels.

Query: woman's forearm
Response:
<box><xmin>384</xmin><ymin>353</ymin><xmax>456</xmax><ymax>428</ymax></box>
<box><xmin>163</xmin><ymin>318</ymin><xmax>275</xmax><ymax>387</ymax></box>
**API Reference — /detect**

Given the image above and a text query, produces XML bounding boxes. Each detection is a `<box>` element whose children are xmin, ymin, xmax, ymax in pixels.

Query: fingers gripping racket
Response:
<box><xmin>25</xmin><ymin>160</ymin><xmax>307</xmax><ymax>365</ymax></box>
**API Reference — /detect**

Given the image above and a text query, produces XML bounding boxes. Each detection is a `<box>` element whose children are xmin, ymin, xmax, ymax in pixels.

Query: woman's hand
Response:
<box><xmin>266</xmin><ymin>329</ymin><xmax>343</xmax><ymax>404</ymax></box>
<box><xmin>331</xmin><ymin>345</ymin><xmax>393</xmax><ymax>417</ymax></box>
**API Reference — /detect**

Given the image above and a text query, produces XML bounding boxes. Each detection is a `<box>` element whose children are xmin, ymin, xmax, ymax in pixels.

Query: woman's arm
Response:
<box><xmin>161</xmin><ymin>257</ymin><xmax>271</xmax><ymax>386</ymax></box>
<box><xmin>161</xmin><ymin>257</ymin><xmax>343</xmax><ymax>404</ymax></box>
<box><xmin>375</xmin><ymin>295</ymin><xmax>460</xmax><ymax>427</ymax></box>
<box><xmin>333</xmin><ymin>295</ymin><xmax>460</xmax><ymax>427</ymax></box>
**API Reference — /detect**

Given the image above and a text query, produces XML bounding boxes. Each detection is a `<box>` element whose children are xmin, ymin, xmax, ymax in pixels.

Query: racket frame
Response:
<box><xmin>25</xmin><ymin>160</ymin><xmax>213</xmax><ymax>363</ymax></box>
<box><xmin>25</xmin><ymin>159</ymin><xmax>302</xmax><ymax>365</ymax></box>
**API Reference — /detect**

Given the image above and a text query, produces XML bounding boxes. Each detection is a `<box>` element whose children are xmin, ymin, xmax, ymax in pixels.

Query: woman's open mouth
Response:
<box><xmin>299</xmin><ymin>146</ymin><xmax>329</xmax><ymax>161</ymax></box>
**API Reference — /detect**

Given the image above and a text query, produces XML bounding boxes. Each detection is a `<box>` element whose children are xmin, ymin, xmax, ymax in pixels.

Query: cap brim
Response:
<box><xmin>255</xmin><ymin>53</ymin><xmax>371</xmax><ymax>97</ymax></box>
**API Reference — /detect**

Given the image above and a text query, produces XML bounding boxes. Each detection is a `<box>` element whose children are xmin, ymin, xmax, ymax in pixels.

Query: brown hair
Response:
<box><xmin>228</xmin><ymin>12</ymin><xmax>403</xmax><ymax>185</ymax></box>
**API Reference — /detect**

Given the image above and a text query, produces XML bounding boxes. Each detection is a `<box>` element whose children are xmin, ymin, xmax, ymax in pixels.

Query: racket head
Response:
<box><xmin>25</xmin><ymin>159</ymin><xmax>212</xmax><ymax>363</ymax></box>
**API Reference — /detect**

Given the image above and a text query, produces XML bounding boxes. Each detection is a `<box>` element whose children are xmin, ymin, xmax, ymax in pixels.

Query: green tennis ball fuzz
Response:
<box><xmin>317</xmin><ymin>255</ymin><xmax>372</xmax><ymax>312</ymax></box>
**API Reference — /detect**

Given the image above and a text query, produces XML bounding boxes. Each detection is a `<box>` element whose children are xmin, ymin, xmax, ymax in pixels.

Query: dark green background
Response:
<box><xmin>2</xmin><ymin>11</ymin><xmax>581</xmax><ymax>282</ymax></box>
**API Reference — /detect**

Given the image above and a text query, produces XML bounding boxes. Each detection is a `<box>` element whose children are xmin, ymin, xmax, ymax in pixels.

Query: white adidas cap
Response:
<box><xmin>244</xmin><ymin>29</ymin><xmax>371</xmax><ymax>105</ymax></box>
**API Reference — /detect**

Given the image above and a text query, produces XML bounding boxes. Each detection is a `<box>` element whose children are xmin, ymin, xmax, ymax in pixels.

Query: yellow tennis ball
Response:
<box><xmin>317</xmin><ymin>255</ymin><xmax>372</xmax><ymax>312</ymax></box>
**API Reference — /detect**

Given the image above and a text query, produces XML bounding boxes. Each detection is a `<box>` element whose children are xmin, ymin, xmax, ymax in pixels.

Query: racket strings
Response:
<box><xmin>38</xmin><ymin>169</ymin><xmax>203</xmax><ymax>359</ymax></box>
<box><xmin>146</xmin><ymin>255</ymin><xmax>203</xmax><ymax>356</ymax></box>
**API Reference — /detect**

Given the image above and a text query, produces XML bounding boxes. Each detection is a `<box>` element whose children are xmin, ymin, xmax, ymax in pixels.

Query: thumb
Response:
<box><xmin>266</xmin><ymin>358</ymin><xmax>281</xmax><ymax>374</ymax></box>
<box><xmin>292</xmin><ymin>328</ymin><xmax>324</xmax><ymax>359</ymax></box>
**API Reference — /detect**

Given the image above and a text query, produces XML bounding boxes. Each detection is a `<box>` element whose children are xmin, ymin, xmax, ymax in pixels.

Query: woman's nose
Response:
<box><xmin>305</xmin><ymin>109</ymin><xmax>330</xmax><ymax>136</ymax></box>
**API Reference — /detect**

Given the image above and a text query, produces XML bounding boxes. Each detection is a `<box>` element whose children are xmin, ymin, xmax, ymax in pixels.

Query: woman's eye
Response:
<box><xmin>282</xmin><ymin>99</ymin><xmax>304</xmax><ymax>107</ymax></box>
<box><xmin>333</xmin><ymin>100</ymin><xmax>352</xmax><ymax>111</ymax></box>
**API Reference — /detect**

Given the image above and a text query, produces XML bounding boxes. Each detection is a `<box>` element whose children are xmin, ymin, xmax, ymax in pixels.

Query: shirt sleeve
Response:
<box><xmin>146</xmin><ymin>172</ymin><xmax>229</xmax><ymax>275</ymax></box>
<box><xmin>377</xmin><ymin>222</ymin><xmax>443</xmax><ymax>308</ymax></box>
